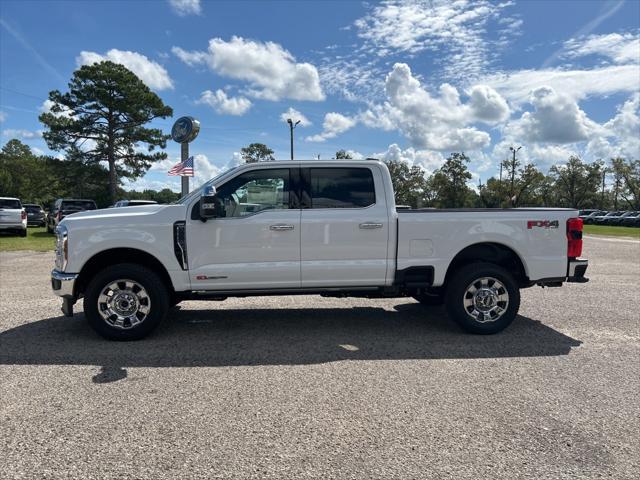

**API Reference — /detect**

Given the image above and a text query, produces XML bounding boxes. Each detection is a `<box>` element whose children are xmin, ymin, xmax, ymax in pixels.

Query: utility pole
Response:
<box><xmin>287</xmin><ymin>118</ymin><xmax>301</xmax><ymax>160</ymax></box>
<box><xmin>509</xmin><ymin>145</ymin><xmax>522</xmax><ymax>207</ymax></box>
<box><xmin>601</xmin><ymin>168</ymin><xmax>607</xmax><ymax>209</ymax></box>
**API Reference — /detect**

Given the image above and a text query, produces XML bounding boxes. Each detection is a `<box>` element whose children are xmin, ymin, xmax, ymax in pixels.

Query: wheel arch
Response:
<box><xmin>75</xmin><ymin>248</ymin><xmax>175</xmax><ymax>298</ymax></box>
<box><xmin>444</xmin><ymin>242</ymin><xmax>529</xmax><ymax>287</ymax></box>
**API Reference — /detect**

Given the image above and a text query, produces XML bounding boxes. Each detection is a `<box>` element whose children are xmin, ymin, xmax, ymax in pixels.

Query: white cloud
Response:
<box><xmin>172</xmin><ymin>36</ymin><xmax>324</xmax><ymax>101</ymax></box>
<box><xmin>467</xmin><ymin>84</ymin><xmax>510</xmax><ymax>123</ymax></box>
<box><xmin>373</xmin><ymin>143</ymin><xmax>445</xmax><ymax>174</ymax></box>
<box><xmin>564</xmin><ymin>32</ymin><xmax>640</xmax><ymax>65</ymax></box>
<box><xmin>306</xmin><ymin>112</ymin><xmax>356</xmax><ymax>142</ymax></box>
<box><xmin>588</xmin><ymin>93</ymin><xmax>640</xmax><ymax>159</ymax></box>
<box><xmin>354</xmin><ymin>0</ymin><xmax>516</xmax><ymax>82</ymax></box>
<box><xmin>279</xmin><ymin>107</ymin><xmax>311</xmax><ymax>126</ymax></box>
<box><xmin>168</xmin><ymin>0</ymin><xmax>201</xmax><ymax>17</ymax></box>
<box><xmin>2</xmin><ymin>129</ymin><xmax>43</xmax><ymax>139</ymax></box>
<box><xmin>197</xmin><ymin>89</ymin><xmax>252</xmax><ymax>116</ymax></box>
<box><xmin>482</xmin><ymin>65</ymin><xmax>640</xmax><ymax>105</ymax></box>
<box><xmin>76</xmin><ymin>49</ymin><xmax>174</xmax><ymax>91</ymax></box>
<box><xmin>362</xmin><ymin>63</ymin><xmax>504</xmax><ymax>151</ymax></box>
<box><xmin>40</xmin><ymin>99</ymin><xmax>73</xmax><ymax>118</ymax></box>
<box><xmin>505</xmin><ymin>86</ymin><xmax>601</xmax><ymax>144</ymax></box>
<box><xmin>0</xmin><ymin>111</ymin><xmax>6</xmax><ymax>123</ymax></box>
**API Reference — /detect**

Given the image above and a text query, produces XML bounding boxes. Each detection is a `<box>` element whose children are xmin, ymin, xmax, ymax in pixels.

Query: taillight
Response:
<box><xmin>21</xmin><ymin>210</ymin><xmax>27</xmax><ymax>220</ymax></box>
<box><xmin>567</xmin><ymin>217</ymin><xmax>583</xmax><ymax>258</ymax></box>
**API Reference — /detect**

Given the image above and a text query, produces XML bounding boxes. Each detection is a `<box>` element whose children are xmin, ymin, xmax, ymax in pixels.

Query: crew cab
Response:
<box><xmin>51</xmin><ymin>160</ymin><xmax>588</xmax><ymax>340</ymax></box>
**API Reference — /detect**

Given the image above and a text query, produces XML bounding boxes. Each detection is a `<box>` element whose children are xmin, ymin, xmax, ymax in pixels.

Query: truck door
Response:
<box><xmin>187</xmin><ymin>167</ymin><xmax>301</xmax><ymax>290</ymax></box>
<box><xmin>300</xmin><ymin>166</ymin><xmax>390</xmax><ymax>287</ymax></box>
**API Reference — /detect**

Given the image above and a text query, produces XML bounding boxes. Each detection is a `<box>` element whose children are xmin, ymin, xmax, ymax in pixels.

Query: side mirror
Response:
<box><xmin>199</xmin><ymin>185</ymin><xmax>219</xmax><ymax>220</ymax></box>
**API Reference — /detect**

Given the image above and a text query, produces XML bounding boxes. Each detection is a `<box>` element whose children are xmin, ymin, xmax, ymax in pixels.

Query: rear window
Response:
<box><xmin>25</xmin><ymin>205</ymin><xmax>42</xmax><ymax>212</ymax></box>
<box><xmin>0</xmin><ymin>199</ymin><xmax>22</xmax><ymax>209</ymax></box>
<box><xmin>61</xmin><ymin>200</ymin><xmax>96</xmax><ymax>211</ymax></box>
<box><xmin>309</xmin><ymin>168</ymin><xmax>375</xmax><ymax>209</ymax></box>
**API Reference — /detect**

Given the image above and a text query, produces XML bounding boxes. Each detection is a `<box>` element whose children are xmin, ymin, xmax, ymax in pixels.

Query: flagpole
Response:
<box><xmin>181</xmin><ymin>142</ymin><xmax>189</xmax><ymax>197</ymax></box>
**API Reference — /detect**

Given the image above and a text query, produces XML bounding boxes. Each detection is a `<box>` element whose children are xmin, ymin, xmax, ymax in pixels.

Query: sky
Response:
<box><xmin>0</xmin><ymin>0</ymin><xmax>639</xmax><ymax>192</ymax></box>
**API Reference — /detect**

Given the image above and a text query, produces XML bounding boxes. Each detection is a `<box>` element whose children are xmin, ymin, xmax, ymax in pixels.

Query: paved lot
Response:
<box><xmin>1</xmin><ymin>236</ymin><xmax>639</xmax><ymax>479</ymax></box>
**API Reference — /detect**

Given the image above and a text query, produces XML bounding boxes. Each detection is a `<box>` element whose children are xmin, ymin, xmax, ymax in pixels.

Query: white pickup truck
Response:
<box><xmin>51</xmin><ymin>160</ymin><xmax>588</xmax><ymax>340</ymax></box>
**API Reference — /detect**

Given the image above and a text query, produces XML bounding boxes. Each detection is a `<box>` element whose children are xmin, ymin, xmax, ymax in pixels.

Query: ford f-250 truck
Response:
<box><xmin>51</xmin><ymin>160</ymin><xmax>588</xmax><ymax>340</ymax></box>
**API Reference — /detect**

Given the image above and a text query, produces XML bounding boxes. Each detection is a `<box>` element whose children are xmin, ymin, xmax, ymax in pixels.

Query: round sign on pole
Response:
<box><xmin>171</xmin><ymin>116</ymin><xmax>200</xmax><ymax>144</ymax></box>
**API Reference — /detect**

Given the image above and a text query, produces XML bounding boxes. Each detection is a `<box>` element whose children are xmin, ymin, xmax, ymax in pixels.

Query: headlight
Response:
<box><xmin>55</xmin><ymin>225</ymin><xmax>68</xmax><ymax>271</ymax></box>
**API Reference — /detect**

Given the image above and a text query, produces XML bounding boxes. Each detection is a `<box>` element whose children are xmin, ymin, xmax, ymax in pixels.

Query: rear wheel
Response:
<box><xmin>444</xmin><ymin>262</ymin><xmax>520</xmax><ymax>334</ymax></box>
<box><xmin>19</xmin><ymin>228</ymin><xmax>27</xmax><ymax>237</ymax></box>
<box><xmin>83</xmin><ymin>263</ymin><xmax>169</xmax><ymax>340</ymax></box>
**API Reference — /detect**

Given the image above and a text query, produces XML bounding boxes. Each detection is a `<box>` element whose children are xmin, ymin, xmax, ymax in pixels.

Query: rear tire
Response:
<box><xmin>83</xmin><ymin>263</ymin><xmax>169</xmax><ymax>341</ymax></box>
<box><xmin>444</xmin><ymin>262</ymin><xmax>520</xmax><ymax>334</ymax></box>
<box><xmin>19</xmin><ymin>229</ymin><xmax>27</xmax><ymax>237</ymax></box>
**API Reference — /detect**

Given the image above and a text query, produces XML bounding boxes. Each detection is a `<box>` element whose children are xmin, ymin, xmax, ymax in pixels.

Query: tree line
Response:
<box><xmin>380</xmin><ymin>151</ymin><xmax>639</xmax><ymax>210</ymax></box>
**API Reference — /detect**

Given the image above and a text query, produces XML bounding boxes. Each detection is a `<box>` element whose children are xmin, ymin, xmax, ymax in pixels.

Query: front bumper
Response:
<box><xmin>567</xmin><ymin>258</ymin><xmax>589</xmax><ymax>283</ymax></box>
<box><xmin>51</xmin><ymin>270</ymin><xmax>78</xmax><ymax>316</ymax></box>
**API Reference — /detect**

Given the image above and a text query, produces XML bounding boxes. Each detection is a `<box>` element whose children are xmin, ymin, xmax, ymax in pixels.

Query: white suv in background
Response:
<box><xmin>0</xmin><ymin>197</ymin><xmax>27</xmax><ymax>237</ymax></box>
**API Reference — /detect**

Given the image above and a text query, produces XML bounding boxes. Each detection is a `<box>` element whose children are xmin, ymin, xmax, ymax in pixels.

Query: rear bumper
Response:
<box><xmin>567</xmin><ymin>258</ymin><xmax>589</xmax><ymax>283</ymax></box>
<box><xmin>0</xmin><ymin>223</ymin><xmax>26</xmax><ymax>230</ymax></box>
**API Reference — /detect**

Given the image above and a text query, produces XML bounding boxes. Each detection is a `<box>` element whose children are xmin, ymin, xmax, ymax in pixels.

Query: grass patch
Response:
<box><xmin>0</xmin><ymin>227</ymin><xmax>55</xmax><ymax>251</ymax></box>
<box><xmin>584</xmin><ymin>224</ymin><xmax>640</xmax><ymax>239</ymax></box>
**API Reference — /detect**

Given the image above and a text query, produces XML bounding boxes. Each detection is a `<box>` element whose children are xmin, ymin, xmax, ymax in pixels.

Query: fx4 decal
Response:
<box><xmin>527</xmin><ymin>220</ymin><xmax>559</xmax><ymax>229</ymax></box>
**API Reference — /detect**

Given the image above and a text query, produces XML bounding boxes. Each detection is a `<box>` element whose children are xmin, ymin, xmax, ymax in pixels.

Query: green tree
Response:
<box><xmin>430</xmin><ymin>152</ymin><xmax>474</xmax><ymax>208</ymax></box>
<box><xmin>335</xmin><ymin>149</ymin><xmax>352</xmax><ymax>159</ymax></box>
<box><xmin>550</xmin><ymin>156</ymin><xmax>603</xmax><ymax>208</ymax></box>
<box><xmin>383</xmin><ymin>159</ymin><xmax>430</xmax><ymax>207</ymax></box>
<box><xmin>39</xmin><ymin>61</ymin><xmax>173</xmax><ymax>204</ymax></box>
<box><xmin>240</xmin><ymin>143</ymin><xmax>275</xmax><ymax>163</ymax></box>
<box><xmin>610</xmin><ymin>157</ymin><xmax>640</xmax><ymax>209</ymax></box>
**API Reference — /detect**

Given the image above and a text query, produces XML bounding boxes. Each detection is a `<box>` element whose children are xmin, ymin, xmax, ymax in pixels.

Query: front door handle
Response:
<box><xmin>359</xmin><ymin>222</ymin><xmax>383</xmax><ymax>229</ymax></box>
<box><xmin>270</xmin><ymin>224</ymin><xmax>295</xmax><ymax>231</ymax></box>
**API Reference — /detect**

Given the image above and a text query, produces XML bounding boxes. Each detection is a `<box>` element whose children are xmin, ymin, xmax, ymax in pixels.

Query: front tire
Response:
<box><xmin>444</xmin><ymin>262</ymin><xmax>520</xmax><ymax>334</ymax></box>
<box><xmin>83</xmin><ymin>263</ymin><xmax>169</xmax><ymax>340</ymax></box>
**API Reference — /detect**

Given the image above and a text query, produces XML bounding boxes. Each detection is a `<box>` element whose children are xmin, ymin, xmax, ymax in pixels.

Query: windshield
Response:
<box><xmin>173</xmin><ymin>166</ymin><xmax>239</xmax><ymax>204</ymax></box>
<box><xmin>0</xmin><ymin>199</ymin><xmax>22</xmax><ymax>209</ymax></box>
<box><xmin>61</xmin><ymin>200</ymin><xmax>96</xmax><ymax>211</ymax></box>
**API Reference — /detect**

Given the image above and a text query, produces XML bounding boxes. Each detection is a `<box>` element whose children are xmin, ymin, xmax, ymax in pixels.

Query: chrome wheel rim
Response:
<box><xmin>463</xmin><ymin>276</ymin><xmax>509</xmax><ymax>323</ymax></box>
<box><xmin>97</xmin><ymin>279</ymin><xmax>151</xmax><ymax>330</ymax></box>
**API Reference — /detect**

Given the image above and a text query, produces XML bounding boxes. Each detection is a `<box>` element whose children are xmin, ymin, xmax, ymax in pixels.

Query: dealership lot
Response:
<box><xmin>1</xmin><ymin>236</ymin><xmax>638</xmax><ymax>479</ymax></box>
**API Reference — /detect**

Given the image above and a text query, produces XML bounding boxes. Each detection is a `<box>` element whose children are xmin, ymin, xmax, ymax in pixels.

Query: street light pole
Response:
<box><xmin>508</xmin><ymin>145</ymin><xmax>522</xmax><ymax>206</ymax></box>
<box><xmin>287</xmin><ymin>118</ymin><xmax>301</xmax><ymax>160</ymax></box>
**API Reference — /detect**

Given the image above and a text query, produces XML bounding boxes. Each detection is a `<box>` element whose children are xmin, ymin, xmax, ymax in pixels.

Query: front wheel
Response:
<box><xmin>83</xmin><ymin>263</ymin><xmax>169</xmax><ymax>340</ymax></box>
<box><xmin>444</xmin><ymin>262</ymin><xmax>520</xmax><ymax>334</ymax></box>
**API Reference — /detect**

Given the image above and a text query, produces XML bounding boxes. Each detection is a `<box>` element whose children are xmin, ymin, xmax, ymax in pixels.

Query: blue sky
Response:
<box><xmin>1</xmin><ymin>0</ymin><xmax>639</xmax><ymax>192</ymax></box>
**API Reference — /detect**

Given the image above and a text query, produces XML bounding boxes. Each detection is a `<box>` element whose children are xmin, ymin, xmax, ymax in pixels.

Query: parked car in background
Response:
<box><xmin>593</xmin><ymin>211</ymin><xmax>622</xmax><ymax>225</ymax></box>
<box><xmin>578</xmin><ymin>209</ymin><xmax>599</xmax><ymax>219</ymax></box>
<box><xmin>620</xmin><ymin>211</ymin><xmax>640</xmax><ymax>227</ymax></box>
<box><xmin>23</xmin><ymin>203</ymin><xmax>46</xmax><ymax>227</ymax></box>
<box><xmin>0</xmin><ymin>197</ymin><xmax>27</xmax><ymax>237</ymax></box>
<box><xmin>582</xmin><ymin>210</ymin><xmax>606</xmax><ymax>224</ymax></box>
<box><xmin>46</xmin><ymin>199</ymin><xmax>97</xmax><ymax>233</ymax></box>
<box><xmin>113</xmin><ymin>199</ymin><xmax>158</xmax><ymax>208</ymax></box>
<box><xmin>606</xmin><ymin>211</ymin><xmax>636</xmax><ymax>226</ymax></box>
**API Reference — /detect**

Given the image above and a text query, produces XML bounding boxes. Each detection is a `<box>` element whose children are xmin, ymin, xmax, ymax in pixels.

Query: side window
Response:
<box><xmin>309</xmin><ymin>168</ymin><xmax>375</xmax><ymax>208</ymax></box>
<box><xmin>214</xmin><ymin>168</ymin><xmax>290</xmax><ymax>218</ymax></box>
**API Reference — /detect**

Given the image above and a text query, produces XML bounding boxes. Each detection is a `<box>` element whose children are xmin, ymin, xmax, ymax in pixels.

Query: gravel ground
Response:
<box><xmin>1</xmin><ymin>235</ymin><xmax>639</xmax><ymax>479</ymax></box>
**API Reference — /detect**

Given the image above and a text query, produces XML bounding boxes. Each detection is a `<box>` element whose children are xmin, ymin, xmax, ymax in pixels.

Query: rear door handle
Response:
<box><xmin>359</xmin><ymin>222</ymin><xmax>383</xmax><ymax>229</ymax></box>
<box><xmin>270</xmin><ymin>224</ymin><xmax>295</xmax><ymax>231</ymax></box>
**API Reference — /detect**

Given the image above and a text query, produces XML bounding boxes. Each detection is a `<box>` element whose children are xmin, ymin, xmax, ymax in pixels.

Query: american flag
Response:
<box><xmin>168</xmin><ymin>156</ymin><xmax>194</xmax><ymax>176</ymax></box>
